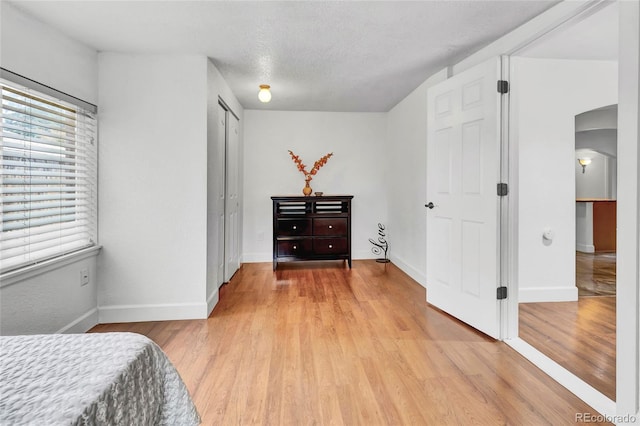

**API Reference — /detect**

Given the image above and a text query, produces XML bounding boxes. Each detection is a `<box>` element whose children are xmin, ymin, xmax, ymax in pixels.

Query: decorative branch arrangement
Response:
<box><xmin>369</xmin><ymin>223</ymin><xmax>390</xmax><ymax>263</ymax></box>
<box><xmin>288</xmin><ymin>150</ymin><xmax>334</xmax><ymax>183</ymax></box>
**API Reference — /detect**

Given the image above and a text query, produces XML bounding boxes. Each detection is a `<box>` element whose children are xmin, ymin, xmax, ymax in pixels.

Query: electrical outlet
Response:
<box><xmin>80</xmin><ymin>269</ymin><xmax>89</xmax><ymax>286</ymax></box>
<box><xmin>257</xmin><ymin>231</ymin><xmax>265</xmax><ymax>242</ymax></box>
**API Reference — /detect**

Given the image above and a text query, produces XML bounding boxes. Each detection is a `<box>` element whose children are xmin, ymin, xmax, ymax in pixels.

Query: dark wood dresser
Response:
<box><xmin>271</xmin><ymin>195</ymin><xmax>353</xmax><ymax>270</ymax></box>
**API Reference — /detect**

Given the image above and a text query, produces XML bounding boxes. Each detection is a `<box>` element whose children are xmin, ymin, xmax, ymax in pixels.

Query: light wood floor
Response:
<box><xmin>519</xmin><ymin>252</ymin><xmax>616</xmax><ymax>401</ymax></box>
<box><xmin>519</xmin><ymin>296</ymin><xmax>616</xmax><ymax>401</ymax></box>
<box><xmin>91</xmin><ymin>261</ymin><xmax>609</xmax><ymax>425</ymax></box>
<box><xmin>576</xmin><ymin>252</ymin><xmax>616</xmax><ymax>297</ymax></box>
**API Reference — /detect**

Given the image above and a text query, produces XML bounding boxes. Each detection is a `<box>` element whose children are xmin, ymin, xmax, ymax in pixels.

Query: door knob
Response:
<box><xmin>425</xmin><ymin>202</ymin><xmax>435</xmax><ymax>209</ymax></box>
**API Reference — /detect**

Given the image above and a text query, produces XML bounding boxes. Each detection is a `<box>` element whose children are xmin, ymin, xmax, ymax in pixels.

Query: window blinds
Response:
<box><xmin>0</xmin><ymin>80</ymin><xmax>98</xmax><ymax>273</ymax></box>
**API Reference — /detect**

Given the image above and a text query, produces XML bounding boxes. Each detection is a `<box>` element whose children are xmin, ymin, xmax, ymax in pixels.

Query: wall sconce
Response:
<box><xmin>578</xmin><ymin>158</ymin><xmax>592</xmax><ymax>173</ymax></box>
<box><xmin>258</xmin><ymin>84</ymin><xmax>271</xmax><ymax>103</ymax></box>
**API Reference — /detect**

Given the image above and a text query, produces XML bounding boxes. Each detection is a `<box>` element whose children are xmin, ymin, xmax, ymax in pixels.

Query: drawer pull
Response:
<box><xmin>328</xmin><ymin>225</ymin><xmax>333</xmax><ymax>229</ymax></box>
<box><xmin>293</xmin><ymin>245</ymin><xmax>297</xmax><ymax>250</ymax></box>
<box><xmin>329</xmin><ymin>244</ymin><xmax>333</xmax><ymax>249</ymax></box>
<box><xmin>293</xmin><ymin>225</ymin><xmax>297</xmax><ymax>230</ymax></box>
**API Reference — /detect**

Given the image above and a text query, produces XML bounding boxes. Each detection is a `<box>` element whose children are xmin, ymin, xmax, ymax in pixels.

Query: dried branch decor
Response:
<box><xmin>288</xmin><ymin>150</ymin><xmax>334</xmax><ymax>183</ymax></box>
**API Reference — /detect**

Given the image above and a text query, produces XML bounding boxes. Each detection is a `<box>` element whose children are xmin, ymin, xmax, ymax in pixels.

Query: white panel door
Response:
<box><xmin>426</xmin><ymin>58</ymin><xmax>502</xmax><ymax>339</ymax></box>
<box><xmin>224</xmin><ymin>112</ymin><xmax>240</xmax><ymax>281</ymax></box>
<box><xmin>216</xmin><ymin>104</ymin><xmax>226</xmax><ymax>288</ymax></box>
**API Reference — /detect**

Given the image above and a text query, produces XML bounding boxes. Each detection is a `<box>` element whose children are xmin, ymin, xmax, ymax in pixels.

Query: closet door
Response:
<box><xmin>215</xmin><ymin>103</ymin><xmax>226</xmax><ymax>287</ymax></box>
<box><xmin>224</xmin><ymin>112</ymin><xmax>240</xmax><ymax>281</ymax></box>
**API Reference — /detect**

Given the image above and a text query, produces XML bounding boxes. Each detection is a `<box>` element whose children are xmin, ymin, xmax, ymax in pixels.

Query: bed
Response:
<box><xmin>0</xmin><ymin>332</ymin><xmax>200</xmax><ymax>425</ymax></box>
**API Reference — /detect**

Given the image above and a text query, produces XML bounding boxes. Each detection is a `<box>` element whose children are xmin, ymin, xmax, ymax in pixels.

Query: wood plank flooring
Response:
<box><xmin>576</xmin><ymin>252</ymin><xmax>616</xmax><ymax>297</ymax></box>
<box><xmin>519</xmin><ymin>296</ymin><xmax>616</xmax><ymax>401</ymax></box>
<box><xmin>519</xmin><ymin>251</ymin><xmax>616</xmax><ymax>401</ymax></box>
<box><xmin>91</xmin><ymin>261</ymin><xmax>609</xmax><ymax>425</ymax></box>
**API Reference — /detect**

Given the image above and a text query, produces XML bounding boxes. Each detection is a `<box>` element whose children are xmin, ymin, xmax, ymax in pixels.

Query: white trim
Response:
<box><xmin>56</xmin><ymin>308</ymin><xmax>98</xmax><ymax>334</ymax></box>
<box><xmin>389</xmin><ymin>254</ymin><xmax>426</xmax><ymax>288</ymax></box>
<box><xmin>499</xmin><ymin>55</ymin><xmax>512</xmax><ymax>341</ymax></box>
<box><xmin>353</xmin><ymin>250</ymin><xmax>377</xmax><ymax>260</ymax></box>
<box><xmin>0</xmin><ymin>245</ymin><xmax>101</xmax><ymax>288</ymax></box>
<box><xmin>506</xmin><ymin>338</ymin><xmax>616</xmax><ymax>418</ymax></box>
<box><xmin>98</xmin><ymin>302</ymin><xmax>208</xmax><ymax>323</ymax></box>
<box><xmin>576</xmin><ymin>243</ymin><xmax>596</xmax><ymax>253</ymax></box>
<box><xmin>241</xmin><ymin>252</ymin><xmax>271</xmax><ymax>263</ymax></box>
<box><xmin>518</xmin><ymin>286</ymin><xmax>578</xmax><ymax>303</ymax></box>
<box><xmin>505</xmin><ymin>55</ymin><xmax>521</xmax><ymax>341</ymax></box>
<box><xmin>207</xmin><ymin>288</ymin><xmax>219</xmax><ymax>316</ymax></box>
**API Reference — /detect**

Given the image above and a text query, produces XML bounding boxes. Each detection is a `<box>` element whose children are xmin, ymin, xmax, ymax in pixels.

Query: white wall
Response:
<box><xmin>98</xmin><ymin>54</ymin><xmax>209</xmax><ymax>322</ymax></box>
<box><xmin>206</xmin><ymin>60</ymin><xmax>244</xmax><ymax>313</ymax></box>
<box><xmin>575</xmin><ymin>150</ymin><xmax>611</xmax><ymax>199</ymax></box>
<box><xmin>575</xmin><ymin>202</ymin><xmax>594</xmax><ymax>254</ymax></box>
<box><xmin>242</xmin><ymin>110</ymin><xmax>387</xmax><ymax>262</ymax></box>
<box><xmin>575</xmin><ymin>129</ymin><xmax>617</xmax><ymax>158</ymax></box>
<box><xmin>575</xmin><ymin>106</ymin><xmax>617</xmax><ymax>200</ymax></box>
<box><xmin>513</xmin><ymin>57</ymin><xmax>618</xmax><ymax>303</ymax></box>
<box><xmin>1</xmin><ymin>254</ymin><xmax>99</xmax><ymax>335</ymax></box>
<box><xmin>385</xmin><ymin>69</ymin><xmax>447</xmax><ymax>285</ymax></box>
<box><xmin>0</xmin><ymin>2</ymin><xmax>98</xmax><ymax>104</ymax></box>
<box><xmin>0</xmin><ymin>2</ymin><xmax>100</xmax><ymax>335</ymax></box>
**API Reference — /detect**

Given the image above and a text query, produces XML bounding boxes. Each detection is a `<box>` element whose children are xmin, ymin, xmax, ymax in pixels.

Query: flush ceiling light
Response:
<box><xmin>258</xmin><ymin>84</ymin><xmax>271</xmax><ymax>103</ymax></box>
<box><xmin>578</xmin><ymin>158</ymin><xmax>592</xmax><ymax>173</ymax></box>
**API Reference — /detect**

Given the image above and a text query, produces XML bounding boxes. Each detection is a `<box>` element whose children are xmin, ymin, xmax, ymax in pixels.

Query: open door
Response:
<box><xmin>426</xmin><ymin>57</ymin><xmax>503</xmax><ymax>339</ymax></box>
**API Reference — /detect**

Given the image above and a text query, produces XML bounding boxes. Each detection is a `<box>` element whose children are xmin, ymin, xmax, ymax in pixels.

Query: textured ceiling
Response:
<box><xmin>8</xmin><ymin>1</ymin><xmax>559</xmax><ymax>112</ymax></box>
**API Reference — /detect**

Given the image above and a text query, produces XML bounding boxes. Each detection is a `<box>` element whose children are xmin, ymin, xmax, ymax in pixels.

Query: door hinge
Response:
<box><xmin>497</xmin><ymin>183</ymin><xmax>508</xmax><ymax>196</ymax></box>
<box><xmin>497</xmin><ymin>80</ymin><xmax>509</xmax><ymax>94</ymax></box>
<box><xmin>497</xmin><ymin>286</ymin><xmax>508</xmax><ymax>300</ymax></box>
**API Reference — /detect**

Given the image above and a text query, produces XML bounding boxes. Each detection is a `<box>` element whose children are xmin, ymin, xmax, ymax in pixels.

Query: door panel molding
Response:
<box><xmin>426</xmin><ymin>57</ymin><xmax>502</xmax><ymax>339</ymax></box>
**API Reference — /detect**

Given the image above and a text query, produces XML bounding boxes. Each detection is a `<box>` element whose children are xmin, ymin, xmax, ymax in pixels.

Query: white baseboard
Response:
<box><xmin>389</xmin><ymin>254</ymin><xmax>426</xmax><ymax>287</ymax></box>
<box><xmin>518</xmin><ymin>285</ymin><xmax>578</xmax><ymax>303</ymax></box>
<box><xmin>241</xmin><ymin>252</ymin><xmax>271</xmax><ymax>263</ymax></box>
<box><xmin>576</xmin><ymin>243</ymin><xmax>595</xmax><ymax>253</ymax></box>
<box><xmin>57</xmin><ymin>307</ymin><xmax>99</xmax><ymax>334</ymax></box>
<box><xmin>353</xmin><ymin>250</ymin><xmax>376</xmax><ymax>260</ymax></box>
<box><xmin>98</xmin><ymin>302</ymin><xmax>208</xmax><ymax>323</ymax></box>
<box><xmin>207</xmin><ymin>288</ymin><xmax>219</xmax><ymax>316</ymax></box>
<box><xmin>506</xmin><ymin>338</ymin><xmax>615</xmax><ymax>419</ymax></box>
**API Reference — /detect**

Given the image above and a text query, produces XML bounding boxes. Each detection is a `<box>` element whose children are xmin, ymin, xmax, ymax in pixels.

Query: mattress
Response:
<box><xmin>0</xmin><ymin>332</ymin><xmax>200</xmax><ymax>425</ymax></box>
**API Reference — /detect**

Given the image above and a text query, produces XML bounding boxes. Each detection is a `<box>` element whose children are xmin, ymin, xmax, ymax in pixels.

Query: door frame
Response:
<box><xmin>449</xmin><ymin>0</ymin><xmax>639</xmax><ymax>418</ymax></box>
<box><xmin>505</xmin><ymin>1</ymin><xmax>617</xmax><ymax>417</ymax></box>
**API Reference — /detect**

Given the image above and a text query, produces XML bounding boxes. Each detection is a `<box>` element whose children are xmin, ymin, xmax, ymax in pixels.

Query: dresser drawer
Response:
<box><xmin>313</xmin><ymin>238</ymin><xmax>348</xmax><ymax>255</ymax></box>
<box><xmin>277</xmin><ymin>239</ymin><xmax>312</xmax><ymax>256</ymax></box>
<box><xmin>276</xmin><ymin>218</ymin><xmax>312</xmax><ymax>236</ymax></box>
<box><xmin>313</xmin><ymin>218</ymin><xmax>347</xmax><ymax>236</ymax></box>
